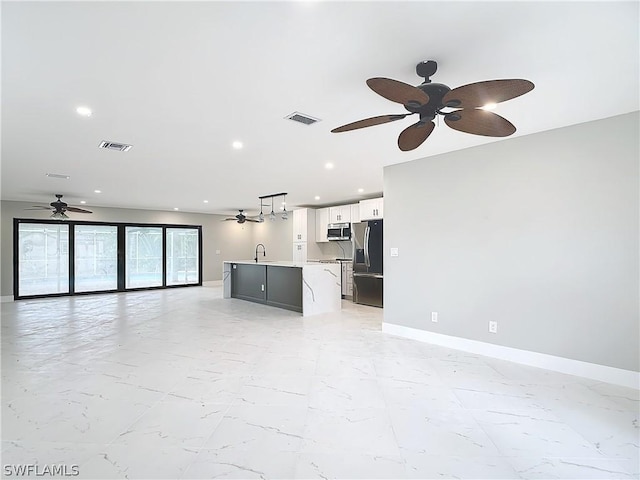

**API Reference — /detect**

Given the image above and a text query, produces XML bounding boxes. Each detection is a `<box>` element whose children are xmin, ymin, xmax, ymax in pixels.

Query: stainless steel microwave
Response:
<box><xmin>327</xmin><ymin>223</ymin><xmax>351</xmax><ymax>241</ymax></box>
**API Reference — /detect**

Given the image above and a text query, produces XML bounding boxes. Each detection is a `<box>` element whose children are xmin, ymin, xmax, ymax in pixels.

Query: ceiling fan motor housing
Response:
<box><xmin>406</xmin><ymin>82</ymin><xmax>451</xmax><ymax>120</ymax></box>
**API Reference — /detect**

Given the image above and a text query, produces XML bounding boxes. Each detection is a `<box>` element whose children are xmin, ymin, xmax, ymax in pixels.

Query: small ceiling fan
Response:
<box><xmin>331</xmin><ymin>60</ymin><xmax>534</xmax><ymax>151</ymax></box>
<box><xmin>223</xmin><ymin>209</ymin><xmax>260</xmax><ymax>224</ymax></box>
<box><xmin>26</xmin><ymin>194</ymin><xmax>92</xmax><ymax>219</ymax></box>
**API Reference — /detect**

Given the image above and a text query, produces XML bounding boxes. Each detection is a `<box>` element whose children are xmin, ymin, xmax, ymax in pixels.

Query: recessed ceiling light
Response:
<box><xmin>358</xmin><ymin>188</ymin><xmax>364</xmax><ymax>193</ymax></box>
<box><xmin>76</xmin><ymin>106</ymin><xmax>92</xmax><ymax>117</ymax></box>
<box><xmin>325</xmin><ymin>163</ymin><xmax>334</xmax><ymax>170</ymax></box>
<box><xmin>174</xmin><ymin>207</ymin><xmax>179</xmax><ymax>211</ymax></box>
<box><xmin>94</xmin><ymin>189</ymin><xmax>102</xmax><ymax>194</ymax></box>
<box><xmin>481</xmin><ymin>103</ymin><xmax>497</xmax><ymax>111</ymax></box>
<box><xmin>80</xmin><ymin>201</ymin><xmax>86</xmax><ymax>204</ymax></box>
<box><xmin>203</xmin><ymin>200</ymin><xmax>209</xmax><ymax>203</ymax></box>
<box><xmin>314</xmin><ymin>196</ymin><xmax>320</xmax><ymax>200</ymax></box>
<box><xmin>232</xmin><ymin>141</ymin><xmax>243</xmax><ymax>149</ymax></box>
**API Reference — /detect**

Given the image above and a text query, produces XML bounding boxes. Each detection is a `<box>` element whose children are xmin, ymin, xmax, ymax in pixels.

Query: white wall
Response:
<box><xmin>384</xmin><ymin>112</ymin><xmax>639</xmax><ymax>372</ymax></box>
<box><xmin>251</xmin><ymin>217</ymin><xmax>294</xmax><ymax>262</ymax></box>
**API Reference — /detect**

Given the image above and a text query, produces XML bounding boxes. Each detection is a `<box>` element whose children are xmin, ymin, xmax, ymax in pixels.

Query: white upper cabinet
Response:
<box><xmin>359</xmin><ymin>197</ymin><xmax>383</xmax><ymax>220</ymax></box>
<box><xmin>329</xmin><ymin>205</ymin><xmax>351</xmax><ymax>224</ymax></box>
<box><xmin>315</xmin><ymin>207</ymin><xmax>330</xmax><ymax>243</ymax></box>
<box><xmin>292</xmin><ymin>208</ymin><xmax>315</xmax><ymax>242</ymax></box>
<box><xmin>350</xmin><ymin>203</ymin><xmax>361</xmax><ymax>224</ymax></box>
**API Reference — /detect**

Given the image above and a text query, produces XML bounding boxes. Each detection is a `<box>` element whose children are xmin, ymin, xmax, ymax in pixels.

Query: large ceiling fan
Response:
<box><xmin>26</xmin><ymin>194</ymin><xmax>92</xmax><ymax>219</ymax></box>
<box><xmin>223</xmin><ymin>209</ymin><xmax>260</xmax><ymax>224</ymax></box>
<box><xmin>331</xmin><ymin>60</ymin><xmax>534</xmax><ymax>151</ymax></box>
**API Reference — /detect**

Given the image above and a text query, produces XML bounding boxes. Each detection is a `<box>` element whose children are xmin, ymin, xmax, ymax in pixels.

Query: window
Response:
<box><xmin>74</xmin><ymin>225</ymin><xmax>118</xmax><ymax>292</ymax></box>
<box><xmin>125</xmin><ymin>226</ymin><xmax>163</xmax><ymax>289</ymax></box>
<box><xmin>166</xmin><ymin>228</ymin><xmax>200</xmax><ymax>285</ymax></box>
<box><xmin>17</xmin><ymin>223</ymin><xmax>69</xmax><ymax>296</ymax></box>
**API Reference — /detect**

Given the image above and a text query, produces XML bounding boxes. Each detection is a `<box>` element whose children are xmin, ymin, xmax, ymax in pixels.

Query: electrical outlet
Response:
<box><xmin>431</xmin><ymin>312</ymin><xmax>438</xmax><ymax>323</ymax></box>
<box><xmin>488</xmin><ymin>321</ymin><xmax>498</xmax><ymax>334</ymax></box>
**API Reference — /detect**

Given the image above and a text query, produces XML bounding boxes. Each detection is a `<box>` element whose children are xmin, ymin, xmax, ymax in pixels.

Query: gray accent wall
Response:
<box><xmin>384</xmin><ymin>112</ymin><xmax>639</xmax><ymax>372</ymax></box>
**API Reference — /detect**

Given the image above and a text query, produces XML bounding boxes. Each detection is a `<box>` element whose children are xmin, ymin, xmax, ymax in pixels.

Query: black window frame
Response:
<box><xmin>13</xmin><ymin>218</ymin><xmax>203</xmax><ymax>300</ymax></box>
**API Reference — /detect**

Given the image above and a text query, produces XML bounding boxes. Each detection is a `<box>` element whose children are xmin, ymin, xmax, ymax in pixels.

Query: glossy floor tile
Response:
<box><xmin>2</xmin><ymin>286</ymin><xmax>638</xmax><ymax>479</ymax></box>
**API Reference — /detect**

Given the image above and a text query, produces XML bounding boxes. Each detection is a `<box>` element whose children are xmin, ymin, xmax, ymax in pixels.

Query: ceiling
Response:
<box><xmin>2</xmin><ymin>1</ymin><xmax>638</xmax><ymax>217</ymax></box>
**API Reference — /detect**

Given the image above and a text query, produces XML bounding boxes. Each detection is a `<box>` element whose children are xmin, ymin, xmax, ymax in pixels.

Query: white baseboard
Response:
<box><xmin>382</xmin><ymin>322</ymin><xmax>639</xmax><ymax>390</ymax></box>
<box><xmin>203</xmin><ymin>280</ymin><xmax>223</xmax><ymax>287</ymax></box>
<box><xmin>1</xmin><ymin>295</ymin><xmax>14</xmax><ymax>303</ymax></box>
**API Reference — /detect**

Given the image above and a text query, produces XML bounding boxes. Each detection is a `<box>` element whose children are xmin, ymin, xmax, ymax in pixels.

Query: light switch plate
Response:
<box><xmin>390</xmin><ymin>248</ymin><xmax>399</xmax><ymax>257</ymax></box>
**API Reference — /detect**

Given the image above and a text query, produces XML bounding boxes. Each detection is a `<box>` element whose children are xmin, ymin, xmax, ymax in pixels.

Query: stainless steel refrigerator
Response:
<box><xmin>352</xmin><ymin>220</ymin><xmax>383</xmax><ymax>307</ymax></box>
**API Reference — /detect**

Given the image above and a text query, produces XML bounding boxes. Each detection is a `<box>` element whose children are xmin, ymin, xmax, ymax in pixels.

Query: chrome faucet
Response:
<box><xmin>254</xmin><ymin>243</ymin><xmax>266</xmax><ymax>263</ymax></box>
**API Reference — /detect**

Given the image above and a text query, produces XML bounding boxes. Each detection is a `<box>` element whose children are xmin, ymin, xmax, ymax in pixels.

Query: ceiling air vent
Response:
<box><xmin>99</xmin><ymin>141</ymin><xmax>133</xmax><ymax>152</ymax></box>
<box><xmin>285</xmin><ymin>112</ymin><xmax>321</xmax><ymax>126</ymax></box>
<box><xmin>45</xmin><ymin>173</ymin><xmax>70</xmax><ymax>179</ymax></box>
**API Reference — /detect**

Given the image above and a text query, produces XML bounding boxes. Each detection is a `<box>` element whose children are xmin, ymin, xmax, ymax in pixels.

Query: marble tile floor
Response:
<box><xmin>1</xmin><ymin>286</ymin><xmax>638</xmax><ymax>479</ymax></box>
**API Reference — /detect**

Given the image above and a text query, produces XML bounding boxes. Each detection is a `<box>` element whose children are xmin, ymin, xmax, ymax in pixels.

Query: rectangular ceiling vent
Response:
<box><xmin>45</xmin><ymin>173</ymin><xmax>70</xmax><ymax>179</ymax></box>
<box><xmin>285</xmin><ymin>112</ymin><xmax>321</xmax><ymax>126</ymax></box>
<box><xmin>99</xmin><ymin>141</ymin><xmax>133</xmax><ymax>152</ymax></box>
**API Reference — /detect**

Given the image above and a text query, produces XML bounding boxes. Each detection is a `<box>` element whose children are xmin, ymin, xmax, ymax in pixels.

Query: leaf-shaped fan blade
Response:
<box><xmin>25</xmin><ymin>206</ymin><xmax>53</xmax><ymax>210</ymax></box>
<box><xmin>66</xmin><ymin>206</ymin><xmax>93</xmax><ymax>214</ymax></box>
<box><xmin>367</xmin><ymin>78</ymin><xmax>430</xmax><ymax>106</ymax></box>
<box><xmin>442</xmin><ymin>79</ymin><xmax>534</xmax><ymax>108</ymax></box>
<box><xmin>397</xmin><ymin>121</ymin><xmax>436</xmax><ymax>151</ymax></box>
<box><xmin>444</xmin><ymin>109</ymin><xmax>516</xmax><ymax>137</ymax></box>
<box><xmin>331</xmin><ymin>114</ymin><xmax>411</xmax><ymax>133</ymax></box>
<box><xmin>245</xmin><ymin>219</ymin><xmax>261</xmax><ymax>223</ymax></box>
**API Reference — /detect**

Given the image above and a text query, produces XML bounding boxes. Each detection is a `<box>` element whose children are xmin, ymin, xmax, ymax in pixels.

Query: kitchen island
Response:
<box><xmin>223</xmin><ymin>261</ymin><xmax>341</xmax><ymax>316</ymax></box>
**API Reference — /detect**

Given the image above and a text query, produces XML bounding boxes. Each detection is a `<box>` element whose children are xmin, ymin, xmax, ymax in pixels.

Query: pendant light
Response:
<box><xmin>281</xmin><ymin>193</ymin><xmax>288</xmax><ymax>220</ymax></box>
<box><xmin>269</xmin><ymin>197</ymin><xmax>276</xmax><ymax>221</ymax></box>
<box><xmin>258</xmin><ymin>192</ymin><xmax>288</xmax><ymax>222</ymax></box>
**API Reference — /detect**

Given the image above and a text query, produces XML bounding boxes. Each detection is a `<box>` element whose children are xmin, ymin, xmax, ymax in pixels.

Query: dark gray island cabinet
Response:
<box><xmin>223</xmin><ymin>261</ymin><xmax>341</xmax><ymax>316</ymax></box>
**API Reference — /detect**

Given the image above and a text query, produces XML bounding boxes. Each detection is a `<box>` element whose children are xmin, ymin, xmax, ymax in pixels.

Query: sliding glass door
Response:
<box><xmin>14</xmin><ymin>220</ymin><xmax>202</xmax><ymax>299</ymax></box>
<box><xmin>74</xmin><ymin>225</ymin><xmax>118</xmax><ymax>292</ymax></box>
<box><xmin>17</xmin><ymin>223</ymin><xmax>69</xmax><ymax>296</ymax></box>
<box><xmin>166</xmin><ymin>228</ymin><xmax>199</xmax><ymax>285</ymax></box>
<box><xmin>125</xmin><ymin>226</ymin><xmax>163</xmax><ymax>289</ymax></box>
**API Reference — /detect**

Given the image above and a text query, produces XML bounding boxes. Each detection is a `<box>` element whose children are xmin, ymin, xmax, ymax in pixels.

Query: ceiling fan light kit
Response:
<box><xmin>51</xmin><ymin>211</ymin><xmax>69</xmax><ymax>220</ymax></box>
<box><xmin>331</xmin><ymin>60</ymin><xmax>534</xmax><ymax>151</ymax></box>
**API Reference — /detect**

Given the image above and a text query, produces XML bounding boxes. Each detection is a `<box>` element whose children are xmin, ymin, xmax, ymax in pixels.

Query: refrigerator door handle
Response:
<box><xmin>364</xmin><ymin>226</ymin><xmax>371</xmax><ymax>268</ymax></box>
<box><xmin>353</xmin><ymin>273</ymin><xmax>383</xmax><ymax>279</ymax></box>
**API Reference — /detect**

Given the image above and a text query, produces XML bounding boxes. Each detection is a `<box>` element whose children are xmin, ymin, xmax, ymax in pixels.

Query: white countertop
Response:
<box><xmin>223</xmin><ymin>260</ymin><xmax>339</xmax><ymax>268</ymax></box>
